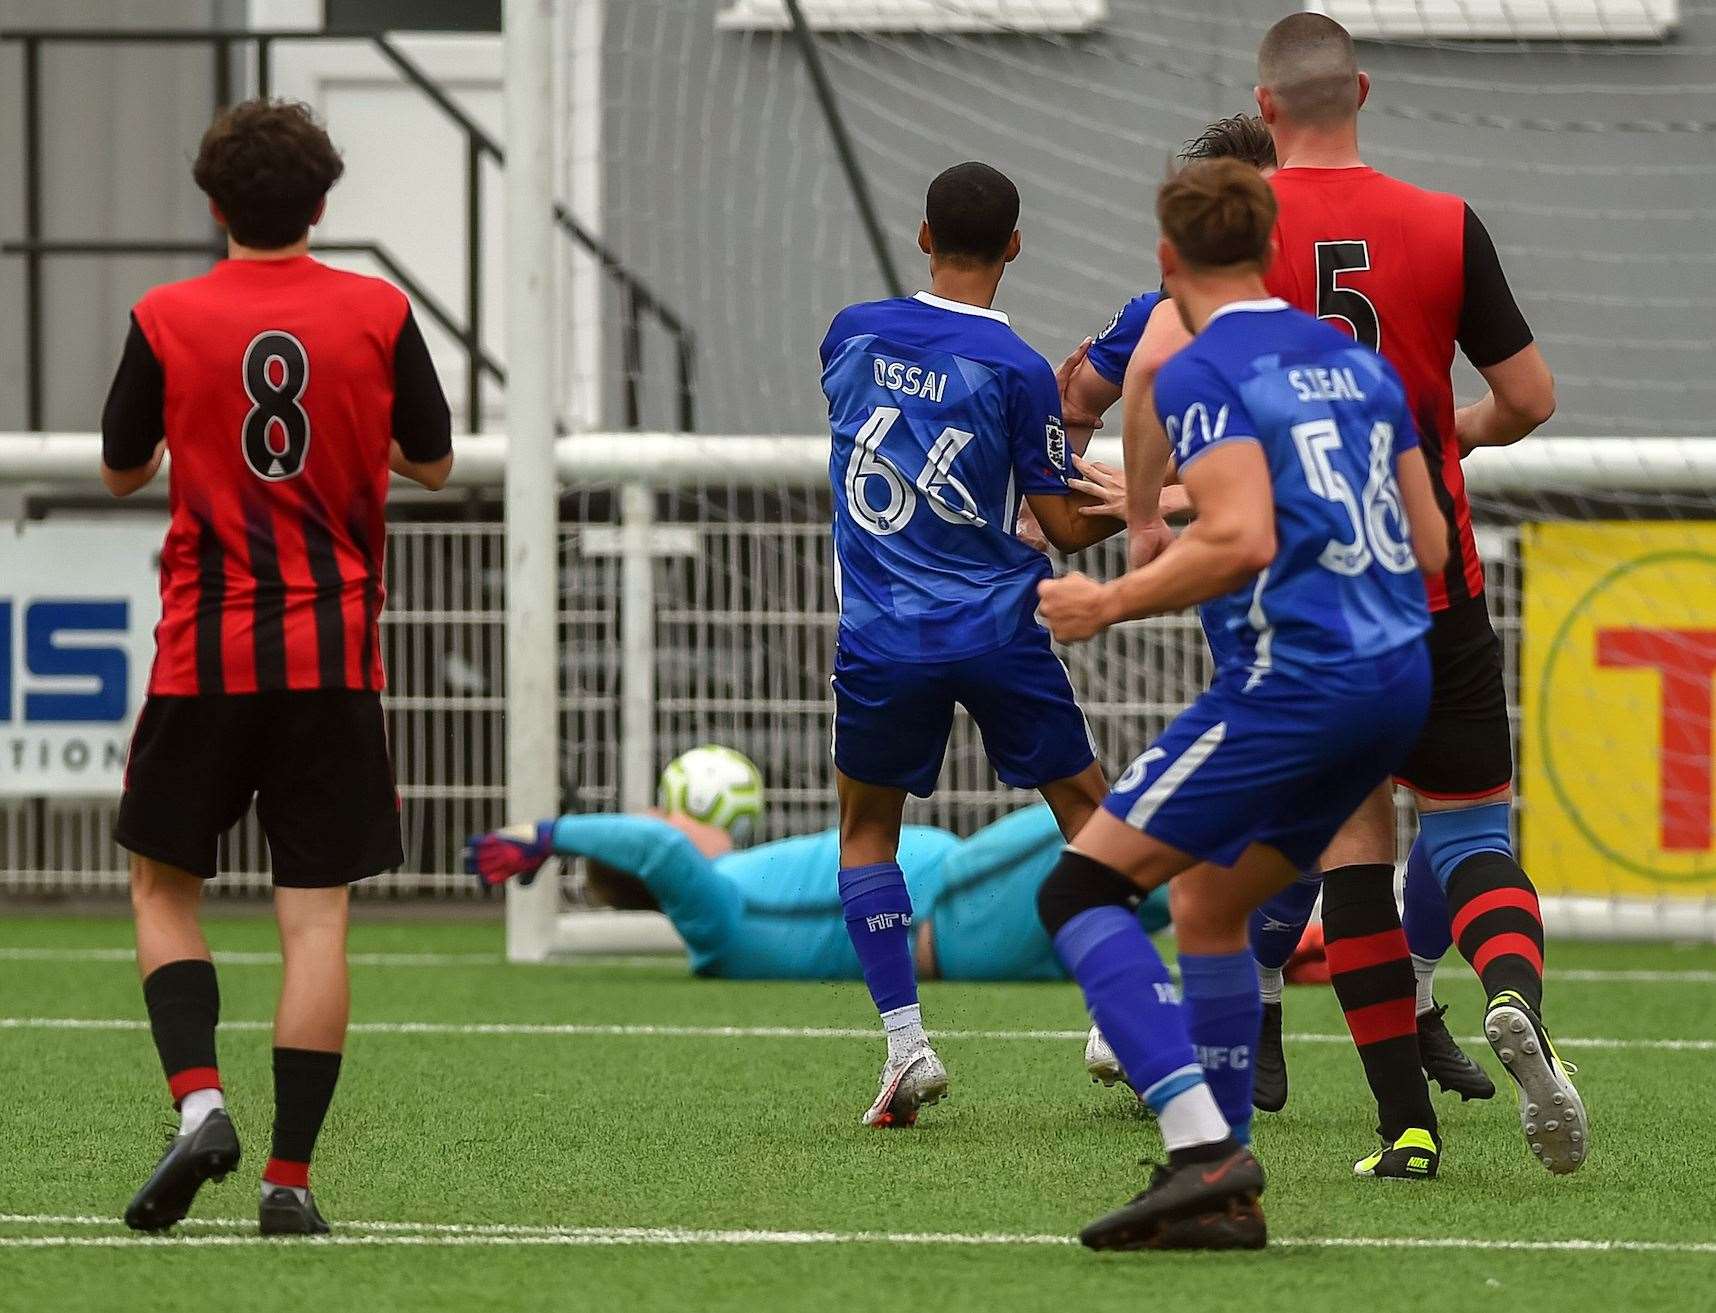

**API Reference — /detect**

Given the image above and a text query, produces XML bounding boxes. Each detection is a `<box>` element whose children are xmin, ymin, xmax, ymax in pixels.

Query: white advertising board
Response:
<box><xmin>0</xmin><ymin>519</ymin><xmax>167</xmax><ymax>797</ymax></box>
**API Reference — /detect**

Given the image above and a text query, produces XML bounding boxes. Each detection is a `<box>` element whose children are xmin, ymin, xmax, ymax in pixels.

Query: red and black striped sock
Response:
<box><xmin>266</xmin><ymin>1047</ymin><xmax>343</xmax><ymax>1191</ymax></box>
<box><xmin>1446</xmin><ymin>852</ymin><xmax>1545</xmax><ymax>1014</ymax></box>
<box><xmin>142</xmin><ymin>959</ymin><xmax>222</xmax><ymax>1105</ymax></box>
<box><xmin>1320</xmin><ymin>865</ymin><xmax>1438</xmax><ymax>1141</ymax></box>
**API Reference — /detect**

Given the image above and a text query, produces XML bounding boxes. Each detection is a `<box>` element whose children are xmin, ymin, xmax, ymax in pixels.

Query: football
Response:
<box><xmin>657</xmin><ymin>744</ymin><xmax>764</xmax><ymax>846</ymax></box>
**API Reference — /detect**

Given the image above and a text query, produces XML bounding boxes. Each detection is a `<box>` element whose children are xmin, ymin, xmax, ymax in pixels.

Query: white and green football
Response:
<box><xmin>657</xmin><ymin>744</ymin><xmax>764</xmax><ymax>846</ymax></box>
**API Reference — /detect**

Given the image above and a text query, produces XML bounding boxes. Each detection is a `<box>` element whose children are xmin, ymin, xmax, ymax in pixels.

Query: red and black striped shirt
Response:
<box><xmin>1264</xmin><ymin>167</ymin><xmax>1534</xmax><ymax>612</ymax></box>
<box><xmin>101</xmin><ymin>255</ymin><xmax>451</xmax><ymax>695</ymax></box>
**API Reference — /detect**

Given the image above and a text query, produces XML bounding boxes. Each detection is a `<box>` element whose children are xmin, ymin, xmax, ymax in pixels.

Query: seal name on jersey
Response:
<box><xmin>1288</xmin><ymin>365</ymin><xmax>1367</xmax><ymax>403</ymax></box>
<box><xmin>871</xmin><ymin>356</ymin><xmax>948</xmax><ymax>403</ymax></box>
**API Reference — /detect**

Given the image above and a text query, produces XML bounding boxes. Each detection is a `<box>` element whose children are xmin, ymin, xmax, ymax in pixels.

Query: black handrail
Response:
<box><xmin>1</xmin><ymin>27</ymin><xmax>696</xmax><ymax>431</ymax></box>
<box><xmin>0</xmin><ymin>238</ymin><xmax>508</xmax><ymax>387</ymax></box>
<box><xmin>368</xmin><ymin>36</ymin><xmax>696</xmax><ymax>431</ymax></box>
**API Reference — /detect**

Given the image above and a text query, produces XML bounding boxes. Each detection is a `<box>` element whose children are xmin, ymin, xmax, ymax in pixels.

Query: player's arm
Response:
<box><xmin>1118</xmin><ymin>301</ymin><xmax>1195</xmax><ymax>566</ymax></box>
<box><xmin>100</xmin><ymin>314</ymin><xmax>167</xmax><ymax>498</ymax></box>
<box><xmin>1038</xmin><ymin>441</ymin><xmax>1274</xmax><ymax>642</ymax></box>
<box><xmin>550</xmin><ymin>814</ymin><xmax>742</xmax><ymax>961</ymax></box>
<box><xmin>1025</xmin><ymin>488</ymin><xmax>1123</xmax><ymax>553</ymax></box>
<box><xmin>1058</xmin><ymin>338</ymin><xmax>1119</xmax><ymax>455</ymax></box>
<box><xmin>389</xmin><ymin>307</ymin><xmax>455</xmax><ymax>490</ymax></box>
<box><xmin>1457</xmin><ymin>345</ymin><xmax>1556</xmax><ymax>454</ymax></box>
<box><xmin>1452</xmin><ymin>206</ymin><xmax>1555</xmax><ymax>454</ymax></box>
<box><xmin>1015</xmin><ymin>356</ymin><xmax>1124</xmax><ymax>553</ymax></box>
<box><xmin>1396</xmin><ymin>447</ymin><xmax>1450</xmax><ymax>577</ymax></box>
<box><xmin>1018</xmin><ymin>339</ymin><xmax>1115</xmax><ymax>551</ymax></box>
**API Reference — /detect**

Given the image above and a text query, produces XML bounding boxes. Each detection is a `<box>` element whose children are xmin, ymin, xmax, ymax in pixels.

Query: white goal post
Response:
<box><xmin>1</xmin><ymin>433</ymin><xmax>1713</xmax><ymax>954</ymax></box>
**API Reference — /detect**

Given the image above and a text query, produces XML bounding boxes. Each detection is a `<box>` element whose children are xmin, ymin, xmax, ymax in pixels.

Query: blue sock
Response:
<box><xmin>1249</xmin><ymin>871</ymin><xmax>1323</xmax><ymax>971</ymax></box>
<box><xmin>839</xmin><ymin>862</ymin><xmax>918</xmax><ymax>1015</ymax></box>
<box><xmin>1052</xmin><ymin>906</ymin><xmax>1206</xmax><ymax>1115</ymax></box>
<box><xmin>1402</xmin><ymin>836</ymin><xmax>1453</xmax><ymax>962</ymax></box>
<box><xmin>1179</xmin><ymin>950</ymin><xmax>1262</xmax><ymax>1145</ymax></box>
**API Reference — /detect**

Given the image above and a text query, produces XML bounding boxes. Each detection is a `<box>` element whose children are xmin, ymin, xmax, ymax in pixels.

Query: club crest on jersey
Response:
<box><xmin>1046</xmin><ymin>417</ymin><xmax>1067</xmax><ymax>471</ymax></box>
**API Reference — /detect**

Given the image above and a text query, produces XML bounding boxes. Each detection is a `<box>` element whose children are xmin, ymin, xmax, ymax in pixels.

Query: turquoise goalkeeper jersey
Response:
<box><xmin>548</xmin><ymin>806</ymin><xmax>1168</xmax><ymax>981</ymax></box>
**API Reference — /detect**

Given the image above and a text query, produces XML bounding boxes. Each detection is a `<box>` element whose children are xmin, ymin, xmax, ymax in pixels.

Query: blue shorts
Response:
<box><xmin>832</xmin><ymin>627</ymin><xmax>1097</xmax><ymax>798</ymax></box>
<box><xmin>1102</xmin><ymin>643</ymin><xmax>1432</xmax><ymax>871</ymax></box>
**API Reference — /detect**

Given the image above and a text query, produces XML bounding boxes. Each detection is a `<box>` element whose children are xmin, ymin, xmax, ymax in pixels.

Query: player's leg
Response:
<box><xmin>255</xmin><ymin>690</ymin><xmax>405</xmax><ymax>1231</ymax></box>
<box><xmin>1038</xmin><ymin>812</ymin><xmax>1221</xmax><ymax>1152</ymax></box>
<box><xmin>123</xmin><ymin>856</ymin><xmax>243</xmax><ymax>1231</ymax></box>
<box><xmin>1041</xmin><ymin>690</ymin><xmax>1288</xmax><ymax>1251</ymax></box>
<box><xmin>837</xmin><ymin>771</ymin><xmax>947</xmax><ymax>1126</ymax></box>
<box><xmin>960</xmin><ymin>627</ymin><xmax>1126</xmax><ymax>1083</ymax></box>
<box><xmin>1038</xmin><ymin>763</ymin><xmax>1108</xmax><ymax>840</ymax></box>
<box><xmin>1419</xmin><ymin>795</ymin><xmax>1544</xmax><ymax>1014</ymax></box>
<box><xmin>1315</xmin><ymin>785</ymin><xmax>1442</xmax><ymax>1176</ymax></box>
<box><xmin>1399</xmin><ymin>598</ymin><xmax>1579</xmax><ymax>1171</ymax></box>
<box><xmin>1045</xmin><ymin>812</ymin><xmax>1284</xmax><ymax>1252</ymax></box>
<box><xmin>830</xmin><ymin>643</ymin><xmax>955</xmax><ymax>1127</ymax></box>
<box><xmin>1246</xmin><ymin>867</ymin><xmax>1322</xmax><ymax>1112</ymax></box>
<box><xmin>1170</xmin><ymin>846</ymin><xmax>1300</xmax><ymax>1146</ymax></box>
<box><xmin>1416</xmin><ymin>791</ymin><xmax>1584</xmax><ymax>1173</ymax></box>
<box><xmin>1402</xmin><ymin>833</ymin><xmax>1494</xmax><ymax>1101</ymax></box>
<box><xmin>114</xmin><ymin>696</ymin><xmax>248</xmax><ymax>1232</ymax></box>
<box><xmin>1038</xmin><ymin>759</ymin><xmax>1119</xmax><ymax>1079</ymax></box>
<box><xmin>261</xmin><ymin>885</ymin><xmax>350</xmax><ymax>1235</ymax></box>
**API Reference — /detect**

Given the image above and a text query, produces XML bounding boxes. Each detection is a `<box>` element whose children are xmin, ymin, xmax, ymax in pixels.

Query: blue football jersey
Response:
<box><xmin>1084</xmin><ymin>290</ymin><xmax>1163</xmax><ymax>387</ymax></box>
<box><xmin>1153</xmin><ymin>298</ymin><xmax>1431</xmax><ymax>679</ymax></box>
<box><xmin>820</xmin><ymin>291</ymin><xmax>1071</xmax><ymax>661</ymax></box>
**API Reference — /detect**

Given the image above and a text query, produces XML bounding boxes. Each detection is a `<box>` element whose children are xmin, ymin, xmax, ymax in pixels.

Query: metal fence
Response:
<box><xmin>3</xmin><ymin>434</ymin><xmax>1713</xmax><ymax>933</ymax></box>
<box><xmin>0</xmin><ymin>497</ymin><xmax>1521</xmax><ymax>900</ymax></box>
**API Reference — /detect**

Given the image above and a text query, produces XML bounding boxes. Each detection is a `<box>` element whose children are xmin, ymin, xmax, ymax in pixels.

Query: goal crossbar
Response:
<box><xmin>8</xmin><ymin>432</ymin><xmax>1716</xmax><ymax>493</ymax></box>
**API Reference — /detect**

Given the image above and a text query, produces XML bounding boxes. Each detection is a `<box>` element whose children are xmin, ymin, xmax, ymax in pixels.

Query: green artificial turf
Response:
<box><xmin>1</xmin><ymin>914</ymin><xmax>1712</xmax><ymax>1312</ymax></box>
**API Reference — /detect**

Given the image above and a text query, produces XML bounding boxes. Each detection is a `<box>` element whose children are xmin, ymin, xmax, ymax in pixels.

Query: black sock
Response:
<box><xmin>1320</xmin><ymin>865</ymin><xmax>1437</xmax><ymax>1141</ymax></box>
<box><xmin>142</xmin><ymin>959</ymin><xmax>221</xmax><ymax>1105</ymax></box>
<box><xmin>1446</xmin><ymin>851</ymin><xmax>1545</xmax><ymax>1013</ymax></box>
<box><xmin>1167</xmin><ymin>1134</ymin><xmax>1241</xmax><ymax>1169</ymax></box>
<box><xmin>267</xmin><ymin>1047</ymin><xmax>343</xmax><ymax>1186</ymax></box>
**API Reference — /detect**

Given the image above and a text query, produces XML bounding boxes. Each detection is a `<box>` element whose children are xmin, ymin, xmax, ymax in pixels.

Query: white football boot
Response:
<box><xmin>861</xmin><ymin>1043</ymin><xmax>949</xmax><ymax>1128</ymax></box>
<box><xmin>1084</xmin><ymin>1025</ymin><xmax>1127</xmax><ymax>1088</ymax></box>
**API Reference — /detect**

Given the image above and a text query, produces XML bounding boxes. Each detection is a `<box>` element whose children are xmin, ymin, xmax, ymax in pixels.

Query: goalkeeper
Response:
<box><xmin>467</xmin><ymin>804</ymin><xmax>1168</xmax><ymax>983</ymax></box>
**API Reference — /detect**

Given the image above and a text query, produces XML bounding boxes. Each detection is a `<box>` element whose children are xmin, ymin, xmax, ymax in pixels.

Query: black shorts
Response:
<box><xmin>115</xmin><ymin>690</ymin><xmax>403</xmax><ymax>887</ymax></box>
<box><xmin>1395</xmin><ymin>596</ymin><xmax>1513</xmax><ymax>800</ymax></box>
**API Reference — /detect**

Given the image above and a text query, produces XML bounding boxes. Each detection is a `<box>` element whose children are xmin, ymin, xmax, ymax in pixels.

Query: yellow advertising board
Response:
<box><xmin>1523</xmin><ymin>522</ymin><xmax>1716</xmax><ymax>896</ymax></box>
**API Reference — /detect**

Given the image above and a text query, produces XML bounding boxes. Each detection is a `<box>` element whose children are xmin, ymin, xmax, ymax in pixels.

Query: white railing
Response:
<box><xmin>10</xmin><ymin>431</ymin><xmax>1716</xmax><ymax>490</ymax></box>
<box><xmin>2</xmin><ymin>433</ymin><xmax>1712</xmax><ymax>948</ymax></box>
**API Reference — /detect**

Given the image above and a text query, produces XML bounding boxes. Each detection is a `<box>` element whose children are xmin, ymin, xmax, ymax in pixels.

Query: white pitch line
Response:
<box><xmin>1551</xmin><ymin>968</ymin><xmax>1716</xmax><ymax>984</ymax></box>
<box><xmin>0</xmin><ymin>1214</ymin><xmax>1711</xmax><ymax>1256</ymax></box>
<box><xmin>2</xmin><ymin>947</ymin><xmax>1712</xmax><ymax>982</ymax></box>
<box><xmin>0</xmin><ymin>1015</ymin><xmax>1712</xmax><ymax>1052</ymax></box>
<box><xmin>0</xmin><ymin>948</ymin><xmax>507</xmax><ymax>968</ymax></box>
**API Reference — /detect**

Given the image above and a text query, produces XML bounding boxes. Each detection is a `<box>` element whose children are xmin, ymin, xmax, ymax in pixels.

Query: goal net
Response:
<box><xmin>2</xmin><ymin>0</ymin><xmax>1711</xmax><ymax>956</ymax></box>
<box><xmin>538</xmin><ymin>1</ymin><xmax>1712</xmax><ymax>949</ymax></box>
<box><xmin>4</xmin><ymin>435</ymin><xmax>1712</xmax><ymax>951</ymax></box>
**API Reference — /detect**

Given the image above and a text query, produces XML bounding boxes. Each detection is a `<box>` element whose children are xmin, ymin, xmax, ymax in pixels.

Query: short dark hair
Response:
<box><xmin>1257</xmin><ymin>12</ymin><xmax>1360</xmax><ymax>124</ymax></box>
<box><xmin>1157</xmin><ymin>158</ymin><xmax>1277</xmax><ymax>272</ymax></box>
<box><xmin>924</xmin><ymin>162</ymin><xmax>1020</xmax><ymax>264</ymax></box>
<box><xmin>193</xmin><ymin>99</ymin><xmax>344</xmax><ymax>250</ymax></box>
<box><xmin>1179</xmin><ymin>115</ymin><xmax>1276</xmax><ymax>171</ymax></box>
